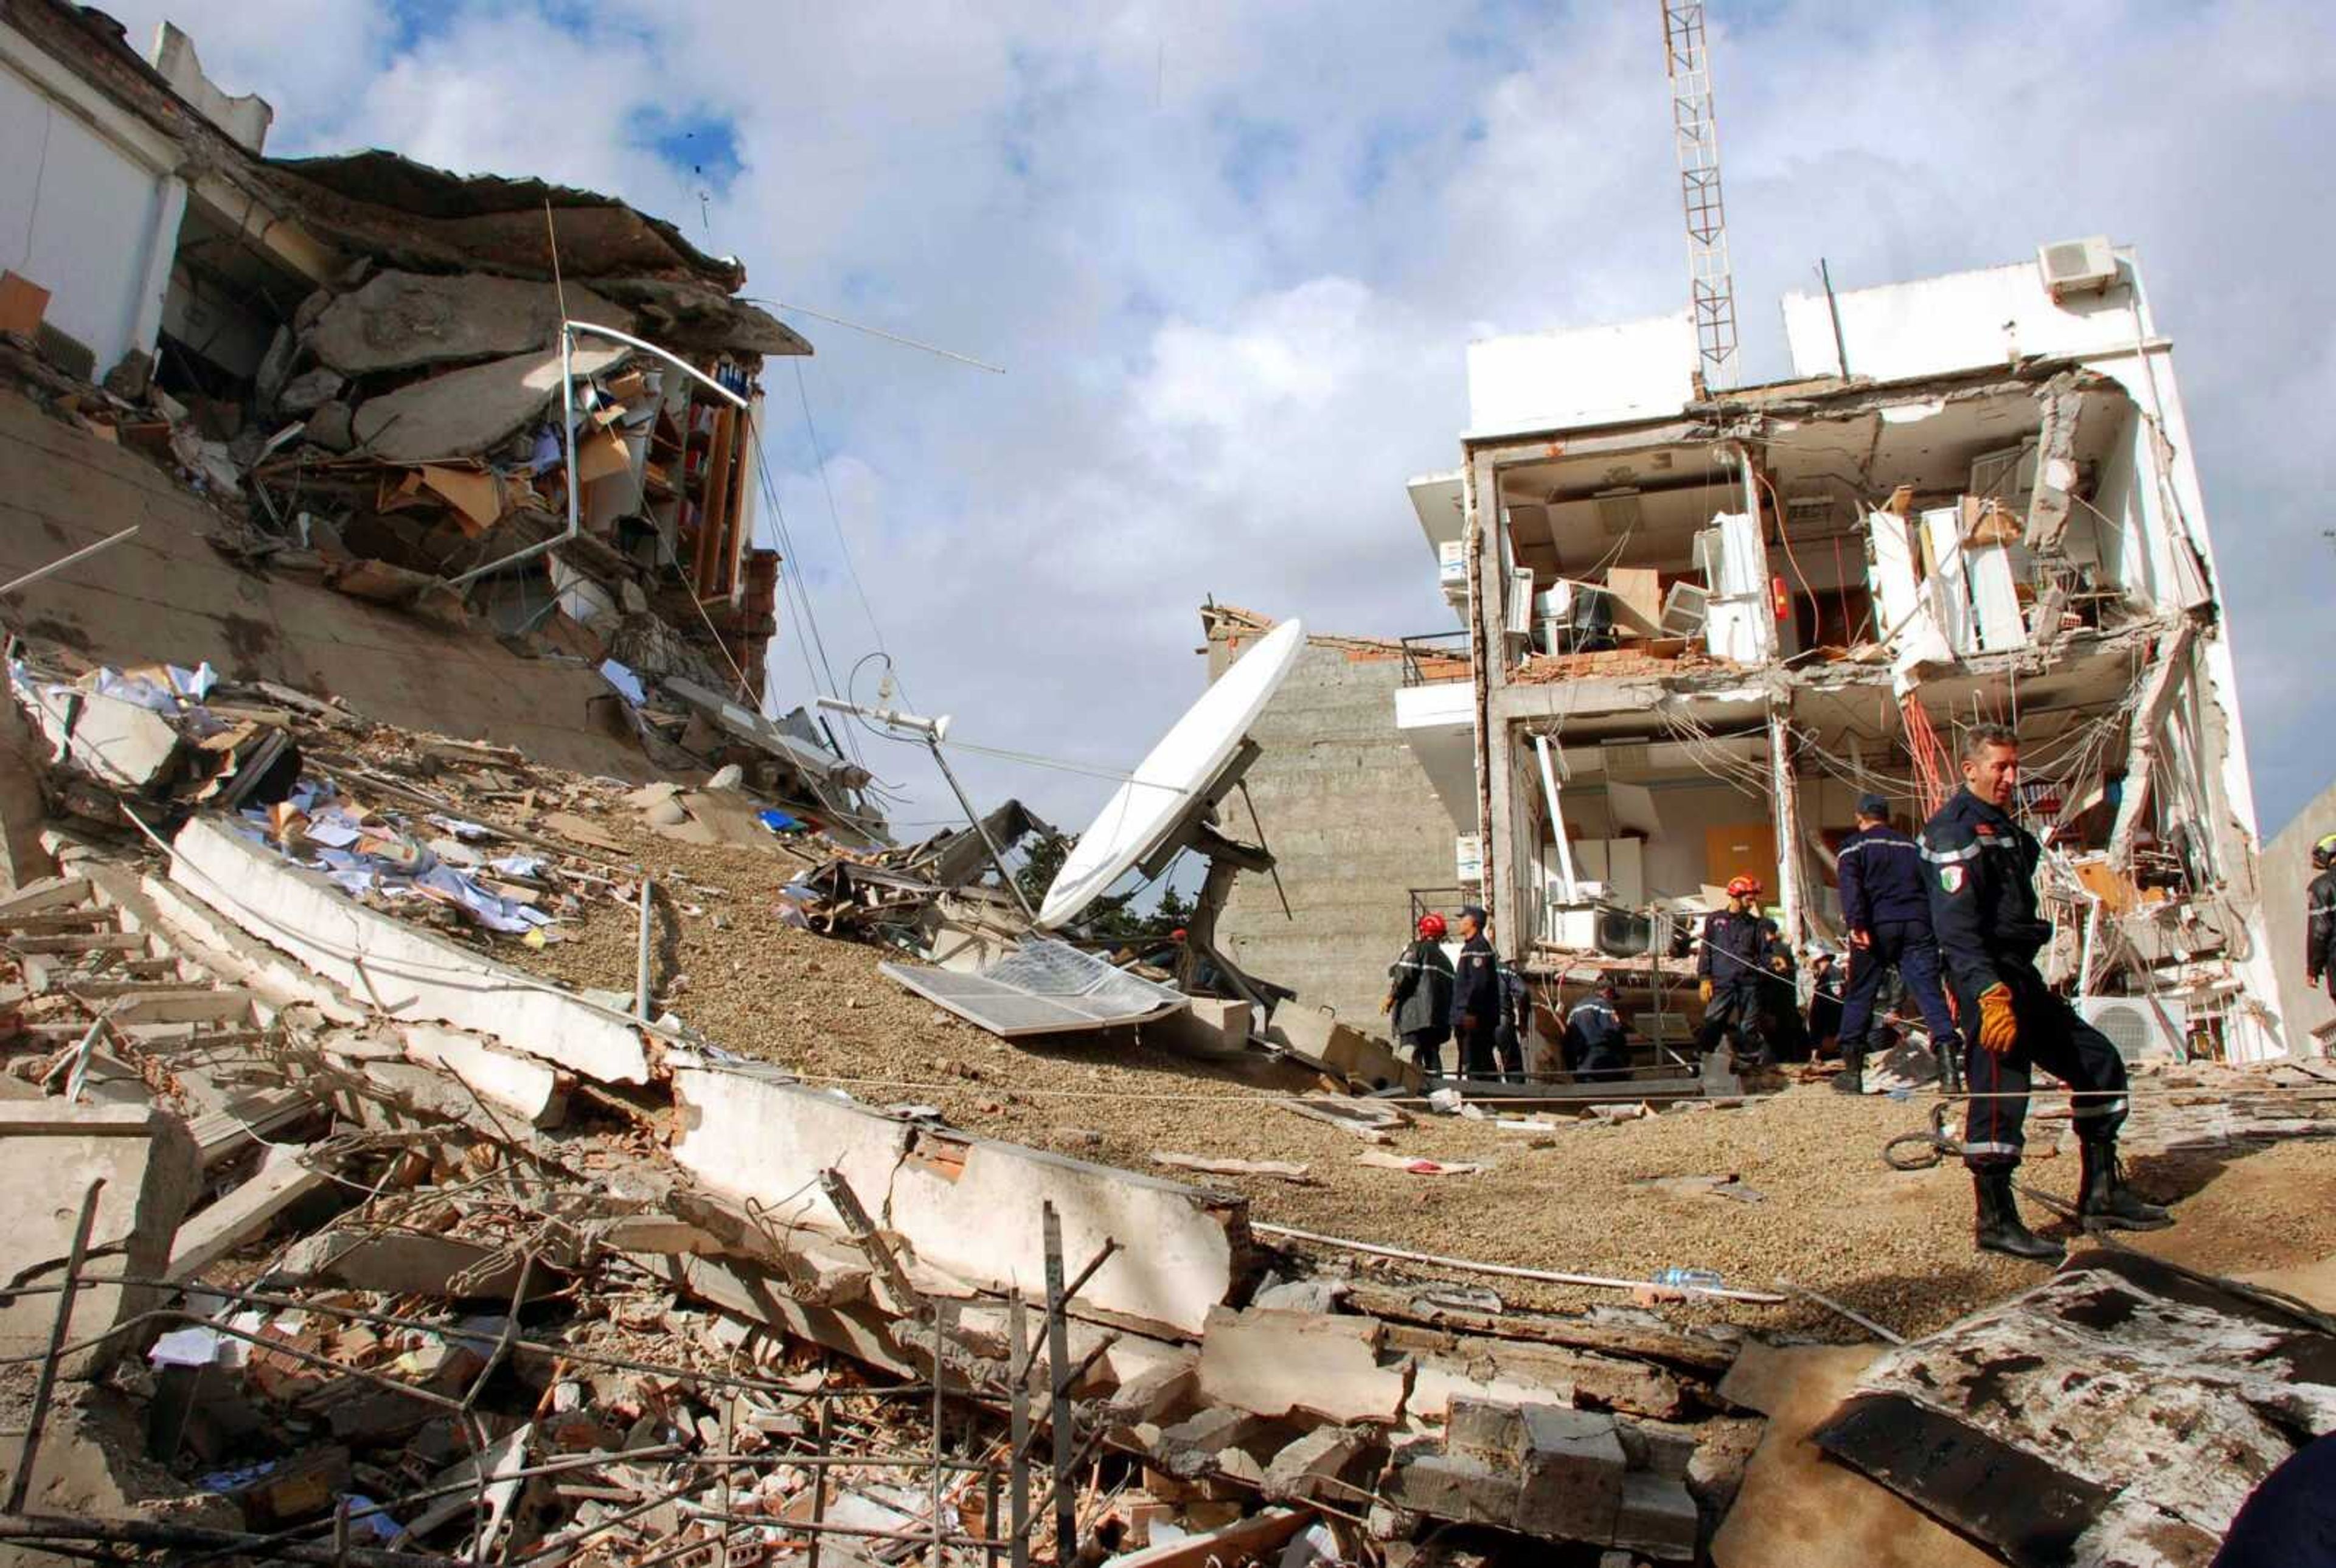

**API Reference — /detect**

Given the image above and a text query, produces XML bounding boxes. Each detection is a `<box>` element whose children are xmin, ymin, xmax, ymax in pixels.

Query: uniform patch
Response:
<box><xmin>1939</xmin><ymin>865</ymin><xmax>1967</xmax><ymax>895</ymax></box>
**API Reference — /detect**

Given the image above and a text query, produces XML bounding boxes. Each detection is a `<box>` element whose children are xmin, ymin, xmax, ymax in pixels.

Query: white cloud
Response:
<box><xmin>115</xmin><ymin>0</ymin><xmax>2336</xmax><ymax>840</ymax></box>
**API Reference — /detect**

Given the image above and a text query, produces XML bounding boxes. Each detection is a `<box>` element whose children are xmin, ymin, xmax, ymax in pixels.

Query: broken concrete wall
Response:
<box><xmin>1204</xmin><ymin>614</ymin><xmax>1460</xmax><ymax>1035</ymax></box>
<box><xmin>302</xmin><ymin>271</ymin><xmax>631</xmax><ymax>376</ymax></box>
<box><xmin>669</xmin><ymin>1065</ymin><xmax>1246</xmax><ymax>1336</ymax></box>
<box><xmin>0</xmin><ymin>1103</ymin><xmax>198</xmax><ymax>1379</ymax></box>
<box><xmin>168</xmin><ymin>815</ymin><xmax>650</xmax><ymax>1084</ymax></box>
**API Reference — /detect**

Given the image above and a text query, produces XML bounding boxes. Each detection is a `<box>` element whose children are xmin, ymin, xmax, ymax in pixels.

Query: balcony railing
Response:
<box><xmin>1399</xmin><ymin>630</ymin><xmax>1473</xmax><ymax>688</ymax></box>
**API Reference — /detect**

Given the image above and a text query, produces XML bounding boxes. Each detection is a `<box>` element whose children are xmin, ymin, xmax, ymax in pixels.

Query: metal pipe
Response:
<box><xmin>634</xmin><ymin>876</ymin><xmax>654</xmax><ymax>1020</ymax></box>
<box><xmin>0</xmin><ymin>526</ymin><xmax>140</xmax><ymax>599</ymax></box>
<box><xmin>929</xmin><ymin>738</ymin><xmax>1037</xmax><ymax>921</ymax></box>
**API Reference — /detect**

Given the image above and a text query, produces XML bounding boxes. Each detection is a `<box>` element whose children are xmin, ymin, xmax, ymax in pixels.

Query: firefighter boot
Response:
<box><xmin>2079</xmin><ymin>1135</ymin><xmax>2172</xmax><ymax>1231</ymax></box>
<box><xmin>1973</xmin><ymin>1168</ymin><xmax>2063</xmax><ymax>1262</ymax></box>
<box><xmin>1830</xmin><ymin>1048</ymin><xmax>1864</xmax><ymax>1095</ymax></box>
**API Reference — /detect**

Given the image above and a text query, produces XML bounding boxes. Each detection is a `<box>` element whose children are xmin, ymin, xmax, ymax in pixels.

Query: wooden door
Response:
<box><xmin>1705</xmin><ymin>821</ymin><xmax>1777</xmax><ymax>890</ymax></box>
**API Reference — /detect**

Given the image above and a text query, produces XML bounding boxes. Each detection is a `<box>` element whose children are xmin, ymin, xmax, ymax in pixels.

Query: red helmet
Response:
<box><xmin>1170</xmin><ymin>928</ymin><xmax>1188</xmax><ymax>941</ymax></box>
<box><xmin>1417</xmin><ymin>912</ymin><xmax>1448</xmax><ymax>940</ymax></box>
<box><xmin>1725</xmin><ymin>875</ymin><xmax>1763</xmax><ymax>900</ymax></box>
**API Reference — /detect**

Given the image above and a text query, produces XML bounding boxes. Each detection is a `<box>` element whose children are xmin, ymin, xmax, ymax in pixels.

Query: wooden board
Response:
<box><xmin>1705</xmin><ymin>822</ymin><xmax>1777</xmax><ymax>891</ymax></box>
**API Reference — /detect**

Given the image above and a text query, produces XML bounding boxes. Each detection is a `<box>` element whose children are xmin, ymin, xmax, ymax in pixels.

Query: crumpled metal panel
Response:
<box><xmin>882</xmin><ymin>938</ymin><xmax>1187</xmax><ymax>1039</ymax></box>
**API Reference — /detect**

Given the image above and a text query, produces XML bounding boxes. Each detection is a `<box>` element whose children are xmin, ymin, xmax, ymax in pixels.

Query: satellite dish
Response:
<box><xmin>1040</xmin><ymin>619</ymin><xmax>1305</xmax><ymax>928</ymax></box>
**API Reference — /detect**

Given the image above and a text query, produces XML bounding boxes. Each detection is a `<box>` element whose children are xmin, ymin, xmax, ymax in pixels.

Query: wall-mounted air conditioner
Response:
<box><xmin>2038</xmin><ymin>237</ymin><xmax>2118</xmax><ymax>301</ymax></box>
<box><xmin>1504</xmin><ymin>567</ymin><xmax>1535</xmax><ymax>637</ymax></box>
<box><xmin>1456</xmin><ymin>834</ymin><xmax>1484</xmax><ymax>884</ymax></box>
<box><xmin>1437</xmin><ymin>538</ymin><xmax>1467</xmax><ymax>592</ymax></box>
<box><xmin>1660</xmin><ymin>581</ymin><xmax>1709</xmax><ymax>636</ymax></box>
<box><xmin>2076</xmin><ymin>995</ymin><xmax>2186</xmax><ymax>1063</ymax></box>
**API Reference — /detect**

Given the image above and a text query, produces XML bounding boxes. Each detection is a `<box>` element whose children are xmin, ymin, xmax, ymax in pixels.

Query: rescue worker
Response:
<box><xmin>1565</xmin><ymin>982</ymin><xmax>1630</xmax><ymax>1081</ymax></box>
<box><xmin>2307</xmin><ymin>833</ymin><xmax>2336</xmax><ymax>1004</ymax></box>
<box><xmin>1754</xmin><ymin>919</ymin><xmax>1811</xmax><ymax>1063</ymax></box>
<box><xmin>1382</xmin><ymin>912</ymin><xmax>1456</xmax><ymax>1080</ymax></box>
<box><xmin>1805</xmin><ymin>950</ymin><xmax>1844</xmax><ymax>1061</ymax></box>
<box><xmin>1835</xmin><ymin>792</ymin><xmax>1966</xmax><ymax>1096</ymax></box>
<box><xmin>1925</xmin><ymin>723</ymin><xmax>2169</xmax><ymax>1261</ymax></box>
<box><xmin>1450</xmin><ymin>906</ymin><xmax>1501</xmax><ymax>1081</ymax></box>
<box><xmin>1493</xmin><ymin>959</ymin><xmax>1531</xmax><ymax>1082</ymax></box>
<box><xmin>1695</xmin><ymin>876</ymin><xmax>1768</xmax><ymax>1066</ymax></box>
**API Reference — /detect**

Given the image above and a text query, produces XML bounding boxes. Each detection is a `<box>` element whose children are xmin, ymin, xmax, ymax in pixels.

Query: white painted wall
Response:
<box><xmin>0</xmin><ymin>29</ymin><xmax>186</xmax><ymax>377</ymax></box>
<box><xmin>1396</xmin><ymin>679</ymin><xmax>1476</xmax><ymax>830</ymax></box>
<box><xmin>1465</xmin><ymin>311</ymin><xmax>1697</xmax><ymax>437</ymax></box>
<box><xmin>1781</xmin><ymin>255</ymin><xmax>2154</xmax><ymax>384</ymax></box>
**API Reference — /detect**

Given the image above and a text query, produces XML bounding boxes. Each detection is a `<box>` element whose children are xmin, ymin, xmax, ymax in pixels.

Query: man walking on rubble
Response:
<box><xmin>1926</xmin><ymin>723</ymin><xmax>2169</xmax><ymax>1261</ymax></box>
<box><xmin>2307</xmin><ymin>834</ymin><xmax>2336</xmax><ymax>1004</ymax></box>
<box><xmin>1695</xmin><ymin>875</ymin><xmax>1770</xmax><ymax>1066</ymax></box>
<box><xmin>1450</xmin><ymin>905</ymin><xmax>1501</xmax><ymax>1080</ymax></box>
<box><xmin>1383</xmin><ymin>912</ymin><xmax>1456</xmax><ymax>1081</ymax></box>
<box><xmin>1834</xmin><ymin>792</ymin><xmax>1966</xmax><ymax>1096</ymax></box>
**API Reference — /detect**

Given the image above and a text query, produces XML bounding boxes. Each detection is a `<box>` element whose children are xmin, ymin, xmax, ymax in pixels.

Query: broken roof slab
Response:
<box><xmin>350</xmin><ymin>341</ymin><xmax>630</xmax><ymax>462</ymax></box>
<box><xmin>304</xmin><ymin>270</ymin><xmax>634</xmax><ymax>376</ymax></box>
<box><xmin>168</xmin><ymin>815</ymin><xmax>652</xmax><ymax>1084</ymax></box>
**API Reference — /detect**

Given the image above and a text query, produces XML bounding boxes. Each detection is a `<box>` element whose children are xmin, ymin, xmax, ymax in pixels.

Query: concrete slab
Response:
<box><xmin>401</xmin><ymin>1025</ymin><xmax>567</xmax><ymax>1127</ymax></box>
<box><xmin>167</xmin><ymin>1147</ymin><xmax>332</xmax><ymax>1282</ymax></box>
<box><xmin>670</xmin><ymin>1067</ymin><xmax>1245</xmax><ymax>1337</ymax></box>
<box><xmin>0</xmin><ymin>1102</ymin><xmax>199</xmax><ymax>1379</ymax></box>
<box><xmin>169</xmin><ymin>816</ymin><xmax>650</xmax><ymax>1084</ymax></box>
<box><xmin>16</xmin><ymin>685</ymin><xmax>182</xmax><ymax>792</ymax></box>
<box><xmin>350</xmin><ymin>343</ymin><xmax>630</xmax><ymax>461</ymax></box>
<box><xmin>304</xmin><ymin>271</ymin><xmax>630</xmax><ymax>376</ymax></box>
<box><xmin>1197</xmin><ymin>1306</ymin><xmax>1407</xmax><ymax>1424</ymax></box>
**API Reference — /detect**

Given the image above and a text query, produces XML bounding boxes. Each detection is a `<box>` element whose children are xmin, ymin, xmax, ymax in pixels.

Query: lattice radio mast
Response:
<box><xmin>1660</xmin><ymin>2</ymin><xmax>1739</xmax><ymax>392</ymax></box>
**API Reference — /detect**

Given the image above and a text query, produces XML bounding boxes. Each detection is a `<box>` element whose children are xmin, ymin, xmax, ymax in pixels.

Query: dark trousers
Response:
<box><xmin>1403</xmin><ymin>1028</ymin><xmax>1447</xmax><ymax>1080</ymax></box>
<box><xmin>1459</xmin><ymin>1018</ymin><xmax>1501</xmax><ymax>1080</ymax></box>
<box><xmin>1494</xmin><ymin>1019</ymin><xmax>1525</xmax><ymax>1081</ymax></box>
<box><xmin>1695</xmin><ymin>979</ymin><xmax>1765</xmax><ymax>1060</ymax></box>
<box><xmin>1956</xmin><ymin>961</ymin><xmax>2129</xmax><ymax>1171</ymax></box>
<box><xmin>1839</xmin><ymin>921</ymin><xmax>1963</xmax><ymax>1056</ymax></box>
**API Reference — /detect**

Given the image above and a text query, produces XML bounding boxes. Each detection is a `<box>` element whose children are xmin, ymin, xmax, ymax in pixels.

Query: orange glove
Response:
<box><xmin>1698</xmin><ymin>979</ymin><xmax>1715</xmax><ymax>1004</ymax></box>
<box><xmin>1976</xmin><ymin>983</ymin><xmax>2018</xmax><ymax>1054</ymax></box>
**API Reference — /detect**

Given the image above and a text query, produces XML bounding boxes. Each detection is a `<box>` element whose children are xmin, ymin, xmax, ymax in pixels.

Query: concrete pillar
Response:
<box><xmin>0</xmin><ymin>692</ymin><xmax>56</xmax><ymax>892</ymax></box>
<box><xmin>127</xmin><ymin>172</ymin><xmax>188</xmax><ymax>364</ymax></box>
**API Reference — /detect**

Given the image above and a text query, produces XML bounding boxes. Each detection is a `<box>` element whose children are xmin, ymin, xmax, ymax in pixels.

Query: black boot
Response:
<box><xmin>1830</xmin><ymin>1049</ymin><xmax>1865</xmax><ymax>1095</ymax></box>
<box><xmin>2079</xmin><ymin>1136</ymin><xmax>2171</xmax><ymax>1231</ymax></box>
<box><xmin>1973</xmin><ymin>1168</ymin><xmax>2063</xmax><ymax>1261</ymax></box>
<box><xmin>1938</xmin><ymin>1040</ymin><xmax>1964</xmax><ymax>1095</ymax></box>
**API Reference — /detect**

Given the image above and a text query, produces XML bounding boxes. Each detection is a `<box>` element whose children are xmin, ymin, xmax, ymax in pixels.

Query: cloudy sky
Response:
<box><xmin>114</xmin><ymin>0</ymin><xmax>2334</xmax><ymax>841</ymax></box>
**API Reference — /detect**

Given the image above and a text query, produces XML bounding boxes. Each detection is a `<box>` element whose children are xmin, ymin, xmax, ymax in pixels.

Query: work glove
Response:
<box><xmin>1380</xmin><ymin>994</ymin><xmax>1394</xmax><ymax>1015</ymax></box>
<box><xmin>1698</xmin><ymin>979</ymin><xmax>1714</xmax><ymax>1004</ymax></box>
<box><xmin>1976</xmin><ymin>983</ymin><xmax>2018</xmax><ymax>1055</ymax></box>
<box><xmin>1849</xmin><ymin>929</ymin><xmax>1872</xmax><ymax>950</ymax></box>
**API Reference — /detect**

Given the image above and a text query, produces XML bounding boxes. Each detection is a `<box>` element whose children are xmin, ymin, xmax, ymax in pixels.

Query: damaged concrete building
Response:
<box><xmin>1360</xmin><ymin>245</ymin><xmax>2289</xmax><ymax>1061</ymax></box>
<box><xmin>0</xmin><ymin>0</ymin><xmax>883</xmax><ymax>836</ymax></box>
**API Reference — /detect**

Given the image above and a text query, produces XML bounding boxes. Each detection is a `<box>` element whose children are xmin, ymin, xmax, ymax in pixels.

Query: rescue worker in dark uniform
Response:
<box><xmin>1755</xmin><ymin>919</ymin><xmax>1812</xmax><ymax>1063</ymax></box>
<box><xmin>1835</xmin><ymin>792</ymin><xmax>1966</xmax><ymax>1095</ymax></box>
<box><xmin>1805</xmin><ymin>950</ymin><xmax>1844</xmax><ymax>1061</ymax></box>
<box><xmin>2307</xmin><ymin>834</ymin><xmax>2336</xmax><ymax>1004</ymax></box>
<box><xmin>1925</xmin><ymin>723</ymin><xmax>2169</xmax><ymax>1261</ymax></box>
<box><xmin>1564</xmin><ymin>982</ymin><xmax>1630</xmax><ymax>1081</ymax></box>
<box><xmin>1383</xmin><ymin>912</ymin><xmax>1455</xmax><ymax>1081</ymax></box>
<box><xmin>1493</xmin><ymin>959</ymin><xmax>1531</xmax><ymax>1082</ymax></box>
<box><xmin>1450</xmin><ymin>905</ymin><xmax>1501</xmax><ymax>1081</ymax></box>
<box><xmin>1695</xmin><ymin>875</ymin><xmax>1768</xmax><ymax>1065</ymax></box>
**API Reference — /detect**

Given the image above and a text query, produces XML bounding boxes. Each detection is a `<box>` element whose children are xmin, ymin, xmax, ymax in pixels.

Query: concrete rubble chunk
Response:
<box><xmin>401</xmin><ymin>1024</ymin><xmax>568</xmax><ymax>1126</ymax></box>
<box><xmin>274</xmin><ymin>366</ymin><xmax>344</xmax><ymax>415</ymax></box>
<box><xmin>270</xmin><ymin>1230</ymin><xmax>544</xmax><ymax>1300</ymax></box>
<box><xmin>1515</xmin><ymin>1402</ymin><xmax>1629</xmax><ymax>1543</ymax></box>
<box><xmin>1262</xmin><ymin>1425</ymin><xmax>1370</xmax><ymax>1502</ymax></box>
<box><xmin>349</xmin><ymin>342</ymin><xmax>630</xmax><ymax>462</ymax></box>
<box><xmin>16</xmin><ymin>686</ymin><xmax>184</xmax><ymax>793</ymax></box>
<box><xmin>670</xmin><ymin>1066</ymin><xmax>1242</xmax><ymax>1336</ymax></box>
<box><xmin>304</xmin><ymin>270</ymin><xmax>633</xmax><ymax>376</ymax></box>
<box><xmin>301</xmin><ymin>399</ymin><xmax>355</xmax><ymax>451</ymax></box>
<box><xmin>0</xmin><ymin>1103</ymin><xmax>200</xmax><ymax>1379</ymax></box>
<box><xmin>0</xmin><ymin>1384</ymin><xmax>238</xmax><ymax>1561</ymax></box>
<box><xmin>170</xmin><ymin>816</ymin><xmax>650</xmax><ymax>1085</ymax></box>
<box><xmin>1197</xmin><ymin>1305</ymin><xmax>1408</xmax><ymax>1425</ymax></box>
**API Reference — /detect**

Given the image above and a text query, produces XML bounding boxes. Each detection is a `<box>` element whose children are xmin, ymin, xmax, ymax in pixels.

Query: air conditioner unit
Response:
<box><xmin>1504</xmin><ymin>567</ymin><xmax>1535</xmax><ymax>637</ymax></box>
<box><xmin>1456</xmin><ymin>834</ymin><xmax>1484</xmax><ymax>884</ymax></box>
<box><xmin>1534</xmin><ymin>583</ymin><xmax>1576</xmax><ymax>622</ymax></box>
<box><xmin>1437</xmin><ymin>538</ymin><xmax>1467</xmax><ymax>590</ymax></box>
<box><xmin>1660</xmin><ymin>580</ymin><xmax>1710</xmax><ymax>636</ymax></box>
<box><xmin>2038</xmin><ymin>236</ymin><xmax>2118</xmax><ymax>300</ymax></box>
<box><xmin>2076</xmin><ymin>995</ymin><xmax>2186</xmax><ymax>1063</ymax></box>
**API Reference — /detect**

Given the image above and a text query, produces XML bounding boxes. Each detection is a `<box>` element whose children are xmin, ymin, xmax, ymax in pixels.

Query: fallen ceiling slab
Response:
<box><xmin>1812</xmin><ymin>1247</ymin><xmax>2336</xmax><ymax>1568</ymax></box>
<box><xmin>881</xmin><ymin>937</ymin><xmax>1188</xmax><ymax>1038</ymax></box>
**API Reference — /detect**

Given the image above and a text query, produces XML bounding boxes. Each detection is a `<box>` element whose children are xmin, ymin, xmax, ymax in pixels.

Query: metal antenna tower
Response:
<box><xmin>1661</xmin><ymin>2</ymin><xmax>1739</xmax><ymax>392</ymax></box>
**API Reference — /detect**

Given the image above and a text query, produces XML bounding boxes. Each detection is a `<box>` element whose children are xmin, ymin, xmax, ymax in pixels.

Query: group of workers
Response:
<box><xmin>1385</xmin><ymin>723</ymin><xmax>2175</xmax><ymax>1264</ymax></box>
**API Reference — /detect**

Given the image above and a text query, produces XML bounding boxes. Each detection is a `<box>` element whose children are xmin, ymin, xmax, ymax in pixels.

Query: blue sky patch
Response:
<box><xmin>630</xmin><ymin>107</ymin><xmax>745</xmax><ymax>195</ymax></box>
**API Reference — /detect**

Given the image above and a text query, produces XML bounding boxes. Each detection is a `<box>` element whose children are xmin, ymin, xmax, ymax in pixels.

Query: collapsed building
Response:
<box><xmin>0</xmin><ymin>0</ymin><xmax>883</xmax><ymax>838</ymax></box>
<box><xmin>1224</xmin><ymin>244</ymin><xmax>2290</xmax><ymax>1064</ymax></box>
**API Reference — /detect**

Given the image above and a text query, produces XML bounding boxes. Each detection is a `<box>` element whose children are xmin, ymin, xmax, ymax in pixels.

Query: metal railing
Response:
<box><xmin>1399</xmin><ymin>630</ymin><xmax>1472</xmax><ymax>687</ymax></box>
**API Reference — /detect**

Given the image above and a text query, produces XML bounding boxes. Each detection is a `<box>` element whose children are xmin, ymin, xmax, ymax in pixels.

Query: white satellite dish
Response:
<box><xmin>1040</xmin><ymin>619</ymin><xmax>1305</xmax><ymax>928</ymax></box>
